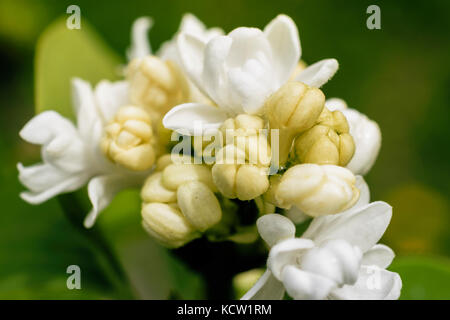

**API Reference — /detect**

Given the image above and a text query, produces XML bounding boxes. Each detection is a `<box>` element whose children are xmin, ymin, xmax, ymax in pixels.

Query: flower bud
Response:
<box><xmin>127</xmin><ymin>56</ymin><xmax>190</xmax><ymax>116</ymax></box>
<box><xmin>162</xmin><ymin>163</ymin><xmax>217</xmax><ymax>192</ymax></box>
<box><xmin>274</xmin><ymin>164</ymin><xmax>360</xmax><ymax>217</ymax></box>
<box><xmin>177</xmin><ymin>181</ymin><xmax>222</xmax><ymax>232</ymax></box>
<box><xmin>212</xmin><ymin>115</ymin><xmax>271</xmax><ymax>200</ymax></box>
<box><xmin>265</xmin><ymin>82</ymin><xmax>325</xmax><ymax>166</ymax></box>
<box><xmin>101</xmin><ymin>105</ymin><xmax>155</xmax><ymax>171</ymax></box>
<box><xmin>233</xmin><ymin>268</ymin><xmax>265</xmax><ymax>299</ymax></box>
<box><xmin>293</xmin><ymin>107</ymin><xmax>355</xmax><ymax>166</ymax></box>
<box><xmin>141</xmin><ymin>202</ymin><xmax>200</xmax><ymax>248</ymax></box>
<box><xmin>141</xmin><ymin>155</ymin><xmax>222</xmax><ymax>247</ymax></box>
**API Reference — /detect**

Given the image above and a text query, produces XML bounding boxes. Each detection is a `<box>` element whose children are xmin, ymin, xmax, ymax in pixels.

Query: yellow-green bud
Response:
<box><xmin>233</xmin><ymin>268</ymin><xmax>266</xmax><ymax>299</ymax></box>
<box><xmin>127</xmin><ymin>56</ymin><xmax>190</xmax><ymax>116</ymax></box>
<box><xmin>101</xmin><ymin>105</ymin><xmax>155</xmax><ymax>171</ymax></box>
<box><xmin>293</xmin><ymin>107</ymin><xmax>355</xmax><ymax>166</ymax></box>
<box><xmin>274</xmin><ymin>164</ymin><xmax>360</xmax><ymax>217</ymax></box>
<box><xmin>265</xmin><ymin>81</ymin><xmax>325</xmax><ymax>166</ymax></box>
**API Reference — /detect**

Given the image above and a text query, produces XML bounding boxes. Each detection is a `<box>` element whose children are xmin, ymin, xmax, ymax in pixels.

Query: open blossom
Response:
<box><xmin>18</xmin><ymin>79</ymin><xmax>150</xmax><ymax>228</ymax></box>
<box><xmin>242</xmin><ymin>179</ymin><xmax>402</xmax><ymax>300</ymax></box>
<box><xmin>163</xmin><ymin>14</ymin><xmax>339</xmax><ymax>135</ymax></box>
<box><xmin>326</xmin><ymin>98</ymin><xmax>381</xmax><ymax>175</ymax></box>
<box><xmin>243</xmin><ymin>206</ymin><xmax>401</xmax><ymax>300</ymax></box>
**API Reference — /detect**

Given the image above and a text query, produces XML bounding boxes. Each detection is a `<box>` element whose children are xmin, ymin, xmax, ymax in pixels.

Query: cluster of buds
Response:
<box><xmin>292</xmin><ymin>107</ymin><xmax>355</xmax><ymax>166</ymax></box>
<box><xmin>262</xmin><ymin>81</ymin><xmax>359</xmax><ymax>217</ymax></box>
<box><xmin>140</xmin><ymin>154</ymin><xmax>222</xmax><ymax>247</ymax></box>
<box><xmin>127</xmin><ymin>56</ymin><xmax>190</xmax><ymax>118</ymax></box>
<box><xmin>212</xmin><ymin>115</ymin><xmax>272</xmax><ymax>201</ymax></box>
<box><xmin>265</xmin><ymin>81</ymin><xmax>325</xmax><ymax>166</ymax></box>
<box><xmin>100</xmin><ymin>55</ymin><xmax>192</xmax><ymax>172</ymax></box>
<box><xmin>101</xmin><ymin>105</ymin><xmax>156</xmax><ymax>171</ymax></box>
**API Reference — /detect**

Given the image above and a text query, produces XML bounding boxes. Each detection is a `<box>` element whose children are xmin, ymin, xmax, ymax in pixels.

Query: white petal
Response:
<box><xmin>268</xmin><ymin>238</ymin><xmax>315</xmax><ymax>280</ymax></box>
<box><xmin>163</xmin><ymin>102</ymin><xmax>228</xmax><ymax>135</ymax></box>
<box><xmin>295</xmin><ymin>58</ymin><xmax>339</xmax><ymax>88</ymax></box>
<box><xmin>93</xmin><ymin>80</ymin><xmax>130</xmax><ymax>122</ymax></box>
<box><xmin>177</xmin><ymin>32</ymin><xmax>207</xmax><ymax>92</ymax></box>
<box><xmin>256</xmin><ymin>214</ymin><xmax>296</xmax><ymax>247</ymax></box>
<box><xmin>282</xmin><ymin>265</ymin><xmax>337</xmax><ymax>300</ymax></box>
<box><xmin>19</xmin><ymin>111</ymin><xmax>78</xmax><ymax>146</ymax></box>
<box><xmin>325</xmin><ymin>98</ymin><xmax>348</xmax><ymax>111</ymax></box>
<box><xmin>300</xmin><ymin>239</ymin><xmax>362</xmax><ymax>286</ymax></box>
<box><xmin>302</xmin><ymin>201</ymin><xmax>392</xmax><ymax>253</ymax></box>
<box><xmin>241</xmin><ymin>270</ymin><xmax>285</xmax><ymax>300</ymax></box>
<box><xmin>127</xmin><ymin>17</ymin><xmax>153</xmax><ymax>60</ymax></box>
<box><xmin>329</xmin><ymin>266</ymin><xmax>402</xmax><ymax>300</ymax></box>
<box><xmin>158</xmin><ymin>13</ymin><xmax>223</xmax><ymax>65</ymax></box>
<box><xmin>342</xmin><ymin>108</ymin><xmax>382</xmax><ymax>175</ymax></box>
<box><xmin>202</xmin><ymin>36</ymin><xmax>234</xmax><ymax>110</ymax></box>
<box><xmin>71</xmin><ymin>78</ymin><xmax>98</xmax><ymax>133</ymax></box>
<box><xmin>178</xmin><ymin>13</ymin><xmax>223</xmax><ymax>40</ymax></box>
<box><xmin>362</xmin><ymin>244</ymin><xmax>395</xmax><ymax>268</ymax></box>
<box><xmin>264</xmin><ymin>14</ymin><xmax>301</xmax><ymax>87</ymax></box>
<box><xmin>18</xmin><ymin>163</ymin><xmax>88</xmax><ymax>204</ymax></box>
<box><xmin>84</xmin><ymin>174</ymin><xmax>135</xmax><ymax>228</ymax></box>
<box><xmin>19</xmin><ymin>110</ymin><xmax>86</xmax><ymax>172</ymax></box>
<box><xmin>355</xmin><ymin>175</ymin><xmax>370</xmax><ymax>207</ymax></box>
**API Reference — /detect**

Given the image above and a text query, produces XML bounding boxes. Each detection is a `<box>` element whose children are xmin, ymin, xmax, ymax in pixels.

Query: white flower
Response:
<box><xmin>326</xmin><ymin>98</ymin><xmax>381</xmax><ymax>175</ymax></box>
<box><xmin>18</xmin><ymin>79</ymin><xmax>150</xmax><ymax>228</ymax></box>
<box><xmin>157</xmin><ymin>13</ymin><xmax>224</xmax><ymax>66</ymax></box>
<box><xmin>163</xmin><ymin>14</ymin><xmax>339</xmax><ymax>135</ymax></box>
<box><xmin>242</xmin><ymin>179</ymin><xmax>401</xmax><ymax>300</ymax></box>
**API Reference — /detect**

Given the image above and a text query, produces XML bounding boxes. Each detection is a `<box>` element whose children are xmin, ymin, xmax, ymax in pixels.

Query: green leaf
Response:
<box><xmin>390</xmin><ymin>255</ymin><xmax>450</xmax><ymax>300</ymax></box>
<box><xmin>35</xmin><ymin>16</ymin><xmax>122</xmax><ymax>119</ymax></box>
<box><xmin>0</xmin><ymin>142</ymin><xmax>120</xmax><ymax>299</ymax></box>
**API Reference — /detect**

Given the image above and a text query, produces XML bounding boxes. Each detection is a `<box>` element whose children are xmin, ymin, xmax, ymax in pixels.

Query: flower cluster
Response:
<box><xmin>18</xmin><ymin>13</ymin><xmax>399</xmax><ymax>299</ymax></box>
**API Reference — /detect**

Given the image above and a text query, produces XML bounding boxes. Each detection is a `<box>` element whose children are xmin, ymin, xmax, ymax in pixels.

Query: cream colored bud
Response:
<box><xmin>275</xmin><ymin>164</ymin><xmax>360</xmax><ymax>217</ymax></box>
<box><xmin>141</xmin><ymin>172</ymin><xmax>176</xmax><ymax>203</ymax></box>
<box><xmin>127</xmin><ymin>56</ymin><xmax>190</xmax><ymax>116</ymax></box>
<box><xmin>141</xmin><ymin>202</ymin><xmax>200</xmax><ymax>248</ymax></box>
<box><xmin>293</xmin><ymin>109</ymin><xmax>355</xmax><ymax>166</ymax></box>
<box><xmin>101</xmin><ymin>105</ymin><xmax>155</xmax><ymax>171</ymax></box>
<box><xmin>263</xmin><ymin>174</ymin><xmax>288</xmax><ymax>208</ymax></box>
<box><xmin>212</xmin><ymin>115</ymin><xmax>271</xmax><ymax>200</ymax></box>
<box><xmin>162</xmin><ymin>163</ymin><xmax>217</xmax><ymax>192</ymax></box>
<box><xmin>265</xmin><ymin>82</ymin><xmax>325</xmax><ymax>166</ymax></box>
<box><xmin>177</xmin><ymin>181</ymin><xmax>222</xmax><ymax>231</ymax></box>
<box><xmin>212</xmin><ymin>162</ymin><xmax>269</xmax><ymax>201</ymax></box>
<box><xmin>141</xmin><ymin>158</ymin><xmax>222</xmax><ymax>247</ymax></box>
<box><xmin>212</xmin><ymin>117</ymin><xmax>271</xmax><ymax>201</ymax></box>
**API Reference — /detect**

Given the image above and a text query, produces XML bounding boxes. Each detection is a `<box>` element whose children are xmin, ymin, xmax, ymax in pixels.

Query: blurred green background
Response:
<box><xmin>0</xmin><ymin>0</ymin><xmax>449</xmax><ymax>299</ymax></box>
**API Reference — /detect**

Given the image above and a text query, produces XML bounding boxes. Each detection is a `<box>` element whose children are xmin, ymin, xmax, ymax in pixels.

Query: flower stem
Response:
<box><xmin>57</xmin><ymin>193</ymin><xmax>133</xmax><ymax>298</ymax></box>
